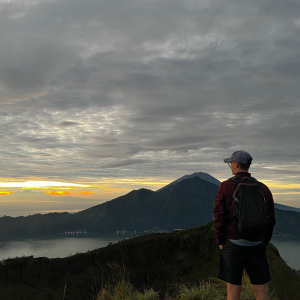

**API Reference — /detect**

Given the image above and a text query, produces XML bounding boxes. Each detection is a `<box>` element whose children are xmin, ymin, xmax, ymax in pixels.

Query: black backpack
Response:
<box><xmin>230</xmin><ymin>176</ymin><xmax>267</xmax><ymax>240</ymax></box>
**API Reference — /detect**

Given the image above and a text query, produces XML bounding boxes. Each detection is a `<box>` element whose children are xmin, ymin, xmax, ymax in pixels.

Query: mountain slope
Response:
<box><xmin>75</xmin><ymin>176</ymin><xmax>219</xmax><ymax>231</ymax></box>
<box><xmin>75</xmin><ymin>188</ymin><xmax>158</xmax><ymax>231</ymax></box>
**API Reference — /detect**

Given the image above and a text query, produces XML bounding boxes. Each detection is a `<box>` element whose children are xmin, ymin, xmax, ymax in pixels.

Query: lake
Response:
<box><xmin>0</xmin><ymin>234</ymin><xmax>299</xmax><ymax>271</ymax></box>
<box><xmin>270</xmin><ymin>235</ymin><xmax>300</xmax><ymax>270</ymax></box>
<box><xmin>0</xmin><ymin>232</ymin><xmax>141</xmax><ymax>260</ymax></box>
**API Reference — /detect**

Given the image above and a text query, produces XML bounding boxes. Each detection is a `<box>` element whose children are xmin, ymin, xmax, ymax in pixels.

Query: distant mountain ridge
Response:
<box><xmin>0</xmin><ymin>172</ymin><xmax>300</xmax><ymax>238</ymax></box>
<box><xmin>274</xmin><ymin>203</ymin><xmax>300</xmax><ymax>213</ymax></box>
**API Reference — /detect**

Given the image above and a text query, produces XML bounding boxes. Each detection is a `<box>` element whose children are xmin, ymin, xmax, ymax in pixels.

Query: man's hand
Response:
<box><xmin>219</xmin><ymin>245</ymin><xmax>224</xmax><ymax>250</ymax></box>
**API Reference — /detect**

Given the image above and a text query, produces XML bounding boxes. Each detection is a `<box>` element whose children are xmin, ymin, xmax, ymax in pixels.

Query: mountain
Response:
<box><xmin>0</xmin><ymin>222</ymin><xmax>299</xmax><ymax>300</ymax></box>
<box><xmin>75</xmin><ymin>175</ymin><xmax>219</xmax><ymax>231</ymax></box>
<box><xmin>156</xmin><ymin>171</ymin><xmax>221</xmax><ymax>191</ymax></box>
<box><xmin>0</xmin><ymin>213</ymin><xmax>74</xmax><ymax>237</ymax></box>
<box><xmin>0</xmin><ymin>173</ymin><xmax>300</xmax><ymax>238</ymax></box>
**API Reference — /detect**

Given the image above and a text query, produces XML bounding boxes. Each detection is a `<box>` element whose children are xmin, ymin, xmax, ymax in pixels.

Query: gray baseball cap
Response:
<box><xmin>224</xmin><ymin>150</ymin><xmax>253</xmax><ymax>165</ymax></box>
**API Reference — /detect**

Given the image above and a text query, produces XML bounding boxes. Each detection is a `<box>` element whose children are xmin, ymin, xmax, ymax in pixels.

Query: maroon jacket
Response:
<box><xmin>214</xmin><ymin>172</ymin><xmax>276</xmax><ymax>245</ymax></box>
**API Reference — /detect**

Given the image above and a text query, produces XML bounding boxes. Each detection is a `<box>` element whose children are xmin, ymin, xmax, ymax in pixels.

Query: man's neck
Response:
<box><xmin>233</xmin><ymin>169</ymin><xmax>249</xmax><ymax>175</ymax></box>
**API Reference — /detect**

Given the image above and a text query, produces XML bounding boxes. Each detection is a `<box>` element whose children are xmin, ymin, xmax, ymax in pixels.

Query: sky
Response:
<box><xmin>0</xmin><ymin>0</ymin><xmax>300</xmax><ymax>217</ymax></box>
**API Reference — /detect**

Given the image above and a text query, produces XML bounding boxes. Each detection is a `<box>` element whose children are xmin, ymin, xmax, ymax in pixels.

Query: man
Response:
<box><xmin>214</xmin><ymin>150</ymin><xmax>276</xmax><ymax>300</ymax></box>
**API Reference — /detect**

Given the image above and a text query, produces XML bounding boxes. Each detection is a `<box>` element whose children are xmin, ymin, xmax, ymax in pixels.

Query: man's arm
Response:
<box><xmin>214</xmin><ymin>182</ymin><xmax>228</xmax><ymax>246</ymax></box>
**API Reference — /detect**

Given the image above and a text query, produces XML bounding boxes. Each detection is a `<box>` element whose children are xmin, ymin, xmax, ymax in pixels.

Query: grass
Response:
<box><xmin>97</xmin><ymin>279</ymin><xmax>160</xmax><ymax>300</ymax></box>
<box><xmin>97</xmin><ymin>262</ymin><xmax>160</xmax><ymax>300</ymax></box>
<box><xmin>96</xmin><ymin>264</ymin><xmax>277</xmax><ymax>300</ymax></box>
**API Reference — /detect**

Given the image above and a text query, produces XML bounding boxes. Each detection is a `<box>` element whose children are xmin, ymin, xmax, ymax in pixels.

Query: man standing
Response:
<box><xmin>214</xmin><ymin>150</ymin><xmax>276</xmax><ymax>300</ymax></box>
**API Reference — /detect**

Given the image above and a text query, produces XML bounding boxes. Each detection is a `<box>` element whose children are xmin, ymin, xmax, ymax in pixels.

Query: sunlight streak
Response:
<box><xmin>43</xmin><ymin>191</ymin><xmax>70</xmax><ymax>196</ymax></box>
<box><xmin>0</xmin><ymin>181</ymin><xmax>89</xmax><ymax>188</ymax></box>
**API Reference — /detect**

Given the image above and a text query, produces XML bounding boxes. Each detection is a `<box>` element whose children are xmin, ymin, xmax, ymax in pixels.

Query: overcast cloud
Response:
<box><xmin>0</xmin><ymin>0</ymin><xmax>300</xmax><ymax>212</ymax></box>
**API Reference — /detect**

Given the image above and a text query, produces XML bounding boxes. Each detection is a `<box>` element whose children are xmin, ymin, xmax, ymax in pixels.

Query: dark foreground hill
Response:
<box><xmin>0</xmin><ymin>222</ymin><xmax>299</xmax><ymax>300</ymax></box>
<box><xmin>0</xmin><ymin>174</ymin><xmax>299</xmax><ymax>237</ymax></box>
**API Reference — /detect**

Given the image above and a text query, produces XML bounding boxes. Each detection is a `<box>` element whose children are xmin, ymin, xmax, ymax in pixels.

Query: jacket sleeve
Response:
<box><xmin>214</xmin><ymin>182</ymin><xmax>229</xmax><ymax>245</ymax></box>
<box><xmin>264</xmin><ymin>186</ymin><xmax>276</xmax><ymax>244</ymax></box>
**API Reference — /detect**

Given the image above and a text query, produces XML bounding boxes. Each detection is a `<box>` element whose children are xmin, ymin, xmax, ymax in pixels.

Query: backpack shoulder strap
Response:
<box><xmin>231</xmin><ymin>176</ymin><xmax>258</xmax><ymax>182</ymax></box>
<box><xmin>231</xmin><ymin>176</ymin><xmax>261</xmax><ymax>199</ymax></box>
<box><xmin>228</xmin><ymin>176</ymin><xmax>261</xmax><ymax>201</ymax></box>
<box><xmin>250</xmin><ymin>177</ymin><xmax>266</xmax><ymax>200</ymax></box>
<box><xmin>250</xmin><ymin>177</ymin><xmax>258</xmax><ymax>183</ymax></box>
<box><xmin>230</xmin><ymin>176</ymin><xmax>239</xmax><ymax>182</ymax></box>
<box><xmin>228</xmin><ymin>177</ymin><xmax>240</xmax><ymax>201</ymax></box>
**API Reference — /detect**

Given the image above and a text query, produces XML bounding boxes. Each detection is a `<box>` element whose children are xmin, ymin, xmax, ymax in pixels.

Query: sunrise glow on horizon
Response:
<box><xmin>0</xmin><ymin>174</ymin><xmax>298</xmax><ymax>217</ymax></box>
<box><xmin>0</xmin><ymin>177</ymin><xmax>298</xmax><ymax>198</ymax></box>
<box><xmin>0</xmin><ymin>181</ymin><xmax>90</xmax><ymax>188</ymax></box>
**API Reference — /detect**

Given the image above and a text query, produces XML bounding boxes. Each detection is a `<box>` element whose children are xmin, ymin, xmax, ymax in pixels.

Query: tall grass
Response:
<box><xmin>97</xmin><ymin>265</ymin><xmax>276</xmax><ymax>300</ymax></box>
<box><xmin>97</xmin><ymin>263</ymin><xmax>160</xmax><ymax>300</ymax></box>
<box><xmin>174</xmin><ymin>279</ymin><xmax>226</xmax><ymax>300</ymax></box>
<box><xmin>97</xmin><ymin>280</ymin><xmax>160</xmax><ymax>300</ymax></box>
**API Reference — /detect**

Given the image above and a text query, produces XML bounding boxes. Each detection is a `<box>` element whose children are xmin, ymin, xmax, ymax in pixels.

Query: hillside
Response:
<box><xmin>0</xmin><ymin>222</ymin><xmax>299</xmax><ymax>300</ymax></box>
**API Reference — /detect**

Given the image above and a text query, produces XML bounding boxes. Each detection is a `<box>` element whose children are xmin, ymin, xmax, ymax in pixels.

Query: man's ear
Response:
<box><xmin>232</xmin><ymin>161</ymin><xmax>239</xmax><ymax>169</ymax></box>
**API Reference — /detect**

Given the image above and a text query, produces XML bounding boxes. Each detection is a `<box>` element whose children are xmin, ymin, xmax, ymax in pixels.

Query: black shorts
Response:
<box><xmin>217</xmin><ymin>240</ymin><xmax>271</xmax><ymax>285</ymax></box>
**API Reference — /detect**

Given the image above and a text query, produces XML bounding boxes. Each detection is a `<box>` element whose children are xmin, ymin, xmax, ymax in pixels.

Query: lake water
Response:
<box><xmin>270</xmin><ymin>235</ymin><xmax>300</xmax><ymax>270</ymax></box>
<box><xmin>0</xmin><ymin>234</ymin><xmax>299</xmax><ymax>271</ymax></box>
<box><xmin>0</xmin><ymin>232</ymin><xmax>140</xmax><ymax>260</ymax></box>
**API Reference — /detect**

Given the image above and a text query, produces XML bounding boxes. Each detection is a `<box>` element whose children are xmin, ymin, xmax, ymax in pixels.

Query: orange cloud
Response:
<box><xmin>43</xmin><ymin>191</ymin><xmax>94</xmax><ymax>197</ymax></box>
<box><xmin>76</xmin><ymin>191</ymin><xmax>94</xmax><ymax>196</ymax></box>
<box><xmin>0</xmin><ymin>191</ymin><xmax>14</xmax><ymax>196</ymax></box>
<box><xmin>43</xmin><ymin>191</ymin><xmax>70</xmax><ymax>196</ymax></box>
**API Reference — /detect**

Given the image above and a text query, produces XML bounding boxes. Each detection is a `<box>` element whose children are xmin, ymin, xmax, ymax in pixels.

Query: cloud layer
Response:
<box><xmin>0</xmin><ymin>0</ymin><xmax>300</xmax><ymax>210</ymax></box>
